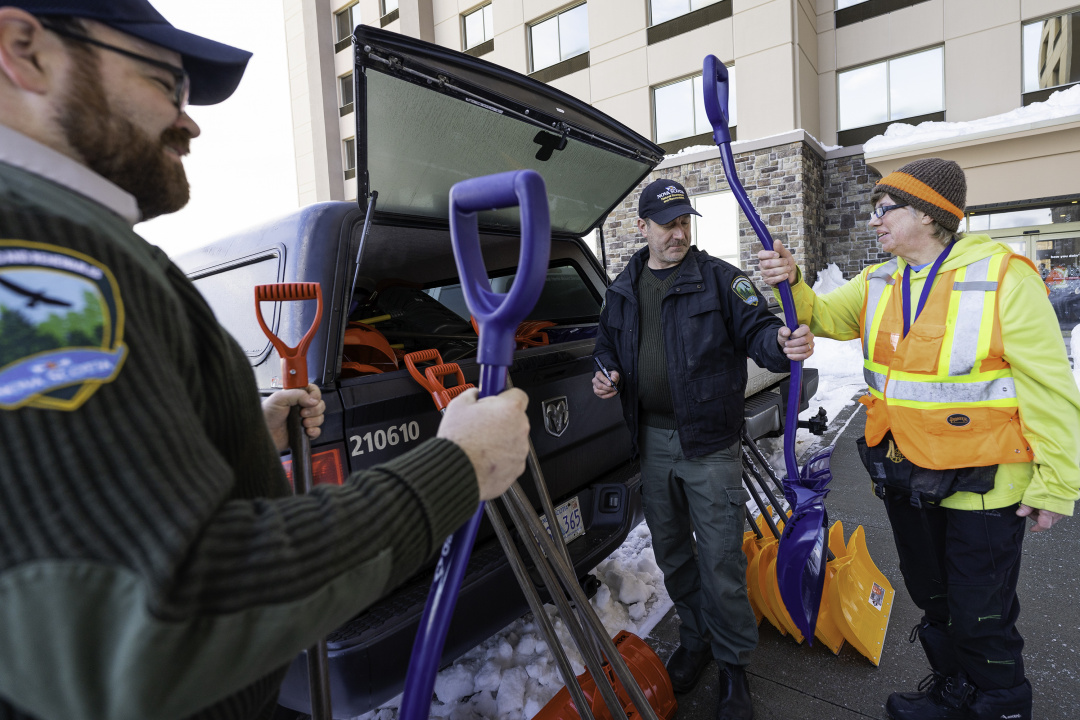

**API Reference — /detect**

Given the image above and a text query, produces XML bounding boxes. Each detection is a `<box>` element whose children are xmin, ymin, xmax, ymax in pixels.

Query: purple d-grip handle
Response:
<box><xmin>399</xmin><ymin>170</ymin><xmax>551</xmax><ymax>720</ymax></box>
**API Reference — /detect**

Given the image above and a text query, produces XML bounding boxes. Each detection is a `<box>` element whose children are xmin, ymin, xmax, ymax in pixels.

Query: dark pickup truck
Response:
<box><xmin>175</xmin><ymin>25</ymin><xmax>816</xmax><ymax>717</ymax></box>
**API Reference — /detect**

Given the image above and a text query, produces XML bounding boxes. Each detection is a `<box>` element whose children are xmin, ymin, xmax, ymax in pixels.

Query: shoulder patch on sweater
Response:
<box><xmin>0</xmin><ymin>240</ymin><xmax>127</xmax><ymax>411</ymax></box>
<box><xmin>731</xmin><ymin>276</ymin><xmax>759</xmax><ymax>306</ymax></box>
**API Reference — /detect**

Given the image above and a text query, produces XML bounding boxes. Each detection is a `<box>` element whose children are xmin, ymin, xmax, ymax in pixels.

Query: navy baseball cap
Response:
<box><xmin>638</xmin><ymin>179</ymin><xmax>702</xmax><ymax>225</ymax></box>
<box><xmin>11</xmin><ymin>0</ymin><xmax>252</xmax><ymax>105</ymax></box>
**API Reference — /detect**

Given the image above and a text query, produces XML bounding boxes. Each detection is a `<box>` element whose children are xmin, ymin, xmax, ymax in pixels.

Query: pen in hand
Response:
<box><xmin>594</xmin><ymin>356</ymin><xmax>619</xmax><ymax>394</ymax></box>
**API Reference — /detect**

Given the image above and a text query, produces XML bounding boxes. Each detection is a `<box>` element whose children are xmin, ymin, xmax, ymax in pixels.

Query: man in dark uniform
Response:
<box><xmin>0</xmin><ymin>2</ymin><xmax>529</xmax><ymax>718</ymax></box>
<box><xmin>592</xmin><ymin>179</ymin><xmax>814</xmax><ymax>720</ymax></box>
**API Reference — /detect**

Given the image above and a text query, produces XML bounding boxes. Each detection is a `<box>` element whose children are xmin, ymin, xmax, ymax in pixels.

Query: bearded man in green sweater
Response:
<box><xmin>0</xmin><ymin>2</ymin><xmax>530</xmax><ymax>718</ymax></box>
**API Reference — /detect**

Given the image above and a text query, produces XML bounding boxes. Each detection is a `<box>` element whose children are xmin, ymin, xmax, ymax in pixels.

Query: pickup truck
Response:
<box><xmin>175</xmin><ymin>25</ymin><xmax>816</xmax><ymax>717</ymax></box>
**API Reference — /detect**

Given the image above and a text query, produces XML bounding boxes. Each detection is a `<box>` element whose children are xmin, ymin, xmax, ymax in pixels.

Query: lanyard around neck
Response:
<box><xmin>902</xmin><ymin>240</ymin><xmax>955</xmax><ymax>338</ymax></box>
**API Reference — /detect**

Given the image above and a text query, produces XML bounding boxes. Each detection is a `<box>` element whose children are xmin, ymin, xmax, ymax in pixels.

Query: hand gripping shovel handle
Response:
<box><xmin>399</xmin><ymin>170</ymin><xmax>550</xmax><ymax>720</ymax></box>
<box><xmin>254</xmin><ymin>283</ymin><xmax>331</xmax><ymax>719</ymax></box>
<box><xmin>702</xmin><ymin>54</ymin><xmax>800</xmax><ymax>488</ymax></box>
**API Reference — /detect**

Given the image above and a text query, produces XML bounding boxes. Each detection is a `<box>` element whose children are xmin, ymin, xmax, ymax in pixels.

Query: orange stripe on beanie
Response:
<box><xmin>875</xmin><ymin>158</ymin><xmax>966</xmax><ymax>232</ymax></box>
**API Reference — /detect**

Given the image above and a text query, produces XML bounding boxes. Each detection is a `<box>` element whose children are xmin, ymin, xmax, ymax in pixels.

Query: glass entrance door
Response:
<box><xmin>992</xmin><ymin>224</ymin><xmax>1080</xmax><ymax>329</ymax></box>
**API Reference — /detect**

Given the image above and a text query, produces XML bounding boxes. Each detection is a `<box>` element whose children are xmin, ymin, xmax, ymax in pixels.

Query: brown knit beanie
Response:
<box><xmin>874</xmin><ymin>158</ymin><xmax>967</xmax><ymax>232</ymax></box>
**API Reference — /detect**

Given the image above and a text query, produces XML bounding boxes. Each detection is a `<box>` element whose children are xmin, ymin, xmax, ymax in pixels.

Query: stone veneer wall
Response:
<box><xmin>601</xmin><ymin>143</ymin><xmax>885</xmax><ymax>291</ymax></box>
<box><xmin>823</xmin><ymin>154</ymin><xmax>888</xmax><ymax>277</ymax></box>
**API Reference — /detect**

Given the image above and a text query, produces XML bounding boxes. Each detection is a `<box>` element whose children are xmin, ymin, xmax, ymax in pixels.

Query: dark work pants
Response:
<box><xmin>881</xmin><ymin>488</ymin><xmax>1027</xmax><ymax>691</ymax></box>
<box><xmin>639</xmin><ymin>427</ymin><xmax>758</xmax><ymax>667</ymax></box>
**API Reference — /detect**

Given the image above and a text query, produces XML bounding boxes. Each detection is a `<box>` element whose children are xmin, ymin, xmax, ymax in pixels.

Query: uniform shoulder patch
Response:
<box><xmin>0</xmin><ymin>240</ymin><xmax>127</xmax><ymax>411</ymax></box>
<box><xmin>731</xmin><ymin>276</ymin><xmax>759</xmax><ymax>306</ymax></box>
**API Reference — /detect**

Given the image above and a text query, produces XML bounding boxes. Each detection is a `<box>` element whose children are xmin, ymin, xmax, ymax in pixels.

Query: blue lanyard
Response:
<box><xmin>902</xmin><ymin>241</ymin><xmax>955</xmax><ymax>338</ymax></box>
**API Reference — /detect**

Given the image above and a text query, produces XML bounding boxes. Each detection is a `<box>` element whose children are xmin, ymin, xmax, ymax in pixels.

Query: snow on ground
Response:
<box><xmin>863</xmin><ymin>84</ymin><xmax>1080</xmax><ymax>155</ymax></box>
<box><xmin>353</xmin><ymin>523</ymin><xmax>673</xmax><ymax>720</ymax></box>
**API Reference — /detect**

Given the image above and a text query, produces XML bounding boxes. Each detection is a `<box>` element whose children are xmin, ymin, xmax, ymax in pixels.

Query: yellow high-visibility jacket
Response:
<box><xmin>782</xmin><ymin>233</ymin><xmax>1080</xmax><ymax>515</ymax></box>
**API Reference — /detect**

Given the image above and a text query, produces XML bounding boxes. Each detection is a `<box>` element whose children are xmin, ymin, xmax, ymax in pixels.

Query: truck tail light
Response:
<box><xmin>281</xmin><ymin>444</ymin><xmax>347</xmax><ymax>489</ymax></box>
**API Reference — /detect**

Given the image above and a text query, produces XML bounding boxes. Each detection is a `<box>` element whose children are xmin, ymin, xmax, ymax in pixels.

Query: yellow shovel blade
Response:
<box><xmin>751</xmin><ymin>538</ymin><xmax>788</xmax><ymax>636</ymax></box>
<box><xmin>742</xmin><ymin>531</ymin><xmax>765</xmax><ymax>626</ymax></box>
<box><xmin>811</xmin><ymin>521</ymin><xmax>848</xmax><ymax>655</ymax></box>
<box><xmin>830</xmin><ymin>524</ymin><xmax>895</xmax><ymax>666</ymax></box>
<box><xmin>759</xmin><ymin>541</ymin><xmax>805</xmax><ymax>643</ymax></box>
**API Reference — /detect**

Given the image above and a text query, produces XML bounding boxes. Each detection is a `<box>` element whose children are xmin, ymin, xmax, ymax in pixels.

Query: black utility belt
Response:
<box><xmin>856</xmin><ymin>433</ymin><xmax>996</xmax><ymax>507</ymax></box>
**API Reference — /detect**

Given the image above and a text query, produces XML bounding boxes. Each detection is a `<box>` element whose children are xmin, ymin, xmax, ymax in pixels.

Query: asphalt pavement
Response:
<box><xmin>644</xmin><ymin>397</ymin><xmax>1080</xmax><ymax>720</ymax></box>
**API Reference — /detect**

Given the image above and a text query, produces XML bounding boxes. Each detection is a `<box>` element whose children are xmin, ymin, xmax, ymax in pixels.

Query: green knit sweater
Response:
<box><xmin>0</xmin><ymin>160</ymin><xmax>479</xmax><ymax>720</ymax></box>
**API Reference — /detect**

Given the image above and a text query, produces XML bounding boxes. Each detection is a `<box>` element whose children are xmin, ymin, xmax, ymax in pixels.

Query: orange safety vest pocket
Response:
<box><xmin>894</xmin><ymin>323</ymin><xmax>945</xmax><ymax>374</ymax></box>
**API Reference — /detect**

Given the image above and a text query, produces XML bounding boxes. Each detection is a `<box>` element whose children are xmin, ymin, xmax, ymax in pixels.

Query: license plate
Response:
<box><xmin>539</xmin><ymin>496</ymin><xmax>585</xmax><ymax>545</ymax></box>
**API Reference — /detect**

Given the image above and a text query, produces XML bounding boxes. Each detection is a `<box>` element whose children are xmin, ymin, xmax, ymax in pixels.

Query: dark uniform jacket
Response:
<box><xmin>595</xmin><ymin>245</ymin><xmax>789</xmax><ymax>460</ymax></box>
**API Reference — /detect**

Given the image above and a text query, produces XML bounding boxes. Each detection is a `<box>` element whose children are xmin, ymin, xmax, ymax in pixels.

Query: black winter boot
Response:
<box><xmin>665</xmin><ymin>645</ymin><xmax>712</xmax><ymax>694</ymax></box>
<box><xmin>885</xmin><ymin>672</ymin><xmax>974</xmax><ymax>720</ymax></box>
<box><xmin>716</xmin><ymin>663</ymin><xmax>753</xmax><ymax>720</ymax></box>
<box><xmin>967</xmin><ymin>679</ymin><xmax>1032</xmax><ymax>720</ymax></box>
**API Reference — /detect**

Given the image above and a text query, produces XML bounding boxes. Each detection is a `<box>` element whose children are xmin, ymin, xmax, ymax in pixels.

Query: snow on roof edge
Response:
<box><xmin>863</xmin><ymin>85</ymin><xmax>1080</xmax><ymax>157</ymax></box>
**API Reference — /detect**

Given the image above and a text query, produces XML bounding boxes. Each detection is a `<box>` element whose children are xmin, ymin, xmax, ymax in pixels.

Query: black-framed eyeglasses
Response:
<box><xmin>40</xmin><ymin>21</ymin><xmax>190</xmax><ymax>110</ymax></box>
<box><xmin>869</xmin><ymin>203</ymin><xmax>908</xmax><ymax>221</ymax></box>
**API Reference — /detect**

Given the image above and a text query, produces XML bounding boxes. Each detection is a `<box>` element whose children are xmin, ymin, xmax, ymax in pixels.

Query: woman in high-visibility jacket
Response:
<box><xmin>757</xmin><ymin>158</ymin><xmax>1080</xmax><ymax>720</ymax></box>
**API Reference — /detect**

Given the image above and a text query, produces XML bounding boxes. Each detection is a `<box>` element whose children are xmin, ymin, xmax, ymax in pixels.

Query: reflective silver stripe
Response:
<box><xmin>949</xmin><ymin>257</ymin><xmax>993</xmax><ymax>376</ymax></box>
<box><xmin>863</xmin><ymin>259</ymin><xmax>898</xmax><ymax>358</ymax></box>
<box><xmin>953</xmin><ymin>281</ymin><xmax>998</xmax><ymax>292</ymax></box>
<box><xmin>888</xmin><ymin>376</ymin><xmax>1016</xmax><ymax>403</ymax></box>
<box><xmin>864</xmin><ymin>367</ymin><xmax>887</xmax><ymax>393</ymax></box>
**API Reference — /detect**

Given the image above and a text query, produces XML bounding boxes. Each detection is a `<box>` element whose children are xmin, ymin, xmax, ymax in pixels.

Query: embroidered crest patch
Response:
<box><xmin>731</xmin><ymin>276</ymin><xmax>759</xmax><ymax>306</ymax></box>
<box><xmin>0</xmin><ymin>240</ymin><xmax>127</xmax><ymax>411</ymax></box>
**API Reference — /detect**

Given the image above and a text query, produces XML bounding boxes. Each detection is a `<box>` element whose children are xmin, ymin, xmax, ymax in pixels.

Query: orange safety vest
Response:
<box><xmin>857</xmin><ymin>251</ymin><xmax>1035</xmax><ymax>471</ymax></box>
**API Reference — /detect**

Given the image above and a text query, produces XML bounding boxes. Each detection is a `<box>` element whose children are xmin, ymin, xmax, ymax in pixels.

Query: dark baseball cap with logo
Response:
<box><xmin>638</xmin><ymin>178</ymin><xmax>702</xmax><ymax>225</ymax></box>
<box><xmin>10</xmin><ymin>0</ymin><xmax>252</xmax><ymax>105</ymax></box>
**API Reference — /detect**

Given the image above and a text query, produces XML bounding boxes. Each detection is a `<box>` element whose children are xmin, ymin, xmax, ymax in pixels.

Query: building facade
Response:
<box><xmin>284</xmin><ymin>0</ymin><xmax>1080</xmax><ymax>322</ymax></box>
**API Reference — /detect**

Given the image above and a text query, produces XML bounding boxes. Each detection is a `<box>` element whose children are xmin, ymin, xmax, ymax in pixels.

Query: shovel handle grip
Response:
<box><xmin>425</xmin><ymin>364</ymin><xmax>468</xmax><ymax>410</ymax></box>
<box><xmin>254</xmin><ymin>283</ymin><xmax>323</xmax><ymax>390</ymax></box>
<box><xmin>702</xmin><ymin>55</ymin><xmax>732</xmax><ymax>146</ymax></box>
<box><xmin>403</xmin><ymin>349</ymin><xmax>443</xmax><ymax>393</ymax></box>
<box><xmin>449</xmin><ymin>169</ymin><xmax>550</xmax><ymax>384</ymax></box>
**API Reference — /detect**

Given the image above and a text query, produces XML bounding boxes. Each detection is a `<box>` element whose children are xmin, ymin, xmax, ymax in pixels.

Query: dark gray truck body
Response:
<box><xmin>174</xmin><ymin>25</ymin><xmax>815</xmax><ymax>716</ymax></box>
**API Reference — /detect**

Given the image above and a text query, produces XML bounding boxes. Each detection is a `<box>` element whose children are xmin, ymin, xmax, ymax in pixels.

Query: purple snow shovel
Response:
<box><xmin>701</xmin><ymin>55</ymin><xmax>832</xmax><ymax>642</ymax></box>
<box><xmin>398</xmin><ymin>169</ymin><xmax>551</xmax><ymax>720</ymax></box>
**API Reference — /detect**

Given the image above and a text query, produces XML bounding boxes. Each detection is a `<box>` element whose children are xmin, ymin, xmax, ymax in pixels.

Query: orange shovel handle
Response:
<box><xmin>254</xmin><ymin>283</ymin><xmax>323</xmax><ymax>390</ymax></box>
<box><xmin>404</xmin><ymin>349</ymin><xmax>443</xmax><ymax>393</ymax></box>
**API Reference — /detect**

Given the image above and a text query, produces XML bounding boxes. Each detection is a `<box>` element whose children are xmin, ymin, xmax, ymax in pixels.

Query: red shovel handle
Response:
<box><xmin>404</xmin><ymin>349</ymin><xmax>443</xmax><ymax>393</ymax></box>
<box><xmin>424</xmin><ymin>363</ymin><xmax>467</xmax><ymax>410</ymax></box>
<box><xmin>254</xmin><ymin>283</ymin><xmax>323</xmax><ymax>389</ymax></box>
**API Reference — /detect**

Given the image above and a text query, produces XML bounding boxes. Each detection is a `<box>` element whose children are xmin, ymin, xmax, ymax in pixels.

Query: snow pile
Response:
<box><xmin>863</xmin><ymin>84</ymin><xmax>1080</xmax><ymax>154</ymax></box>
<box><xmin>354</xmin><ymin>523</ymin><xmax>672</xmax><ymax>720</ymax></box>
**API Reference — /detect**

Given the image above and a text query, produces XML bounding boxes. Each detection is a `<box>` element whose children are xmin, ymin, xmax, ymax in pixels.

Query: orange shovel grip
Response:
<box><xmin>403</xmin><ymin>349</ymin><xmax>444</xmax><ymax>397</ymax></box>
<box><xmin>254</xmin><ymin>282</ymin><xmax>323</xmax><ymax>389</ymax></box>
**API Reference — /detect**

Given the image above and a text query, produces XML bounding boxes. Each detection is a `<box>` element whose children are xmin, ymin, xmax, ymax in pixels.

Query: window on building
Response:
<box><xmin>464</xmin><ymin>4</ymin><xmax>494</xmax><ymax>50</ymax></box>
<box><xmin>649</xmin><ymin>0</ymin><xmax>721</xmax><ymax>26</ymax></box>
<box><xmin>335</xmin><ymin>3</ymin><xmax>359</xmax><ymax>43</ymax></box>
<box><xmin>690</xmin><ymin>191</ymin><xmax>740</xmax><ymax>266</ymax></box>
<box><xmin>1023</xmin><ymin>10</ymin><xmax>1080</xmax><ymax>94</ymax></box>
<box><xmin>837</xmin><ymin>47</ymin><xmax>943</xmax><ymax>131</ymax></box>
<box><xmin>344</xmin><ymin>137</ymin><xmax>356</xmax><ymax>179</ymax></box>
<box><xmin>382</xmin><ymin>0</ymin><xmax>398</xmax><ymax>14</ymax></box>
<box><xmin>339</xmin><ymin>73</ymin><xmax>354</xmax><ymax>113</ymax></box>
<box><xmin>653</xmin><ymin>69</ymin><xmax>736</xmax><ymax>144</ymax></box>
<box><xmin>529</xmin><ymin>4</ymin><xmax>589</xmax><ymax>73</ymax></box>
<box><xmin>836</xmin><ymin>0</ymin><xmax>868</xmax><ymax>9</ymax></box>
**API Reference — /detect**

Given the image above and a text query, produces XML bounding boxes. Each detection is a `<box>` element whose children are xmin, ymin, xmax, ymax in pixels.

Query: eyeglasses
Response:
<box><xmin>40</xmin><ymin>21</ymin><xmax>190</xmax><ymax>110</ymax></box>
<box><xmin>869</xmin><ymin>203</ymin><xmax>908</xmax><ymax>221</ymax></box>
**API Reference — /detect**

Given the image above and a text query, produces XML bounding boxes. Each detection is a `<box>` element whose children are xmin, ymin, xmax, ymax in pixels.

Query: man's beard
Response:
<box><xmin>57</xmin><ymin>55</ymin><xmax>192</xmax><ymax>221</ymax></box>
